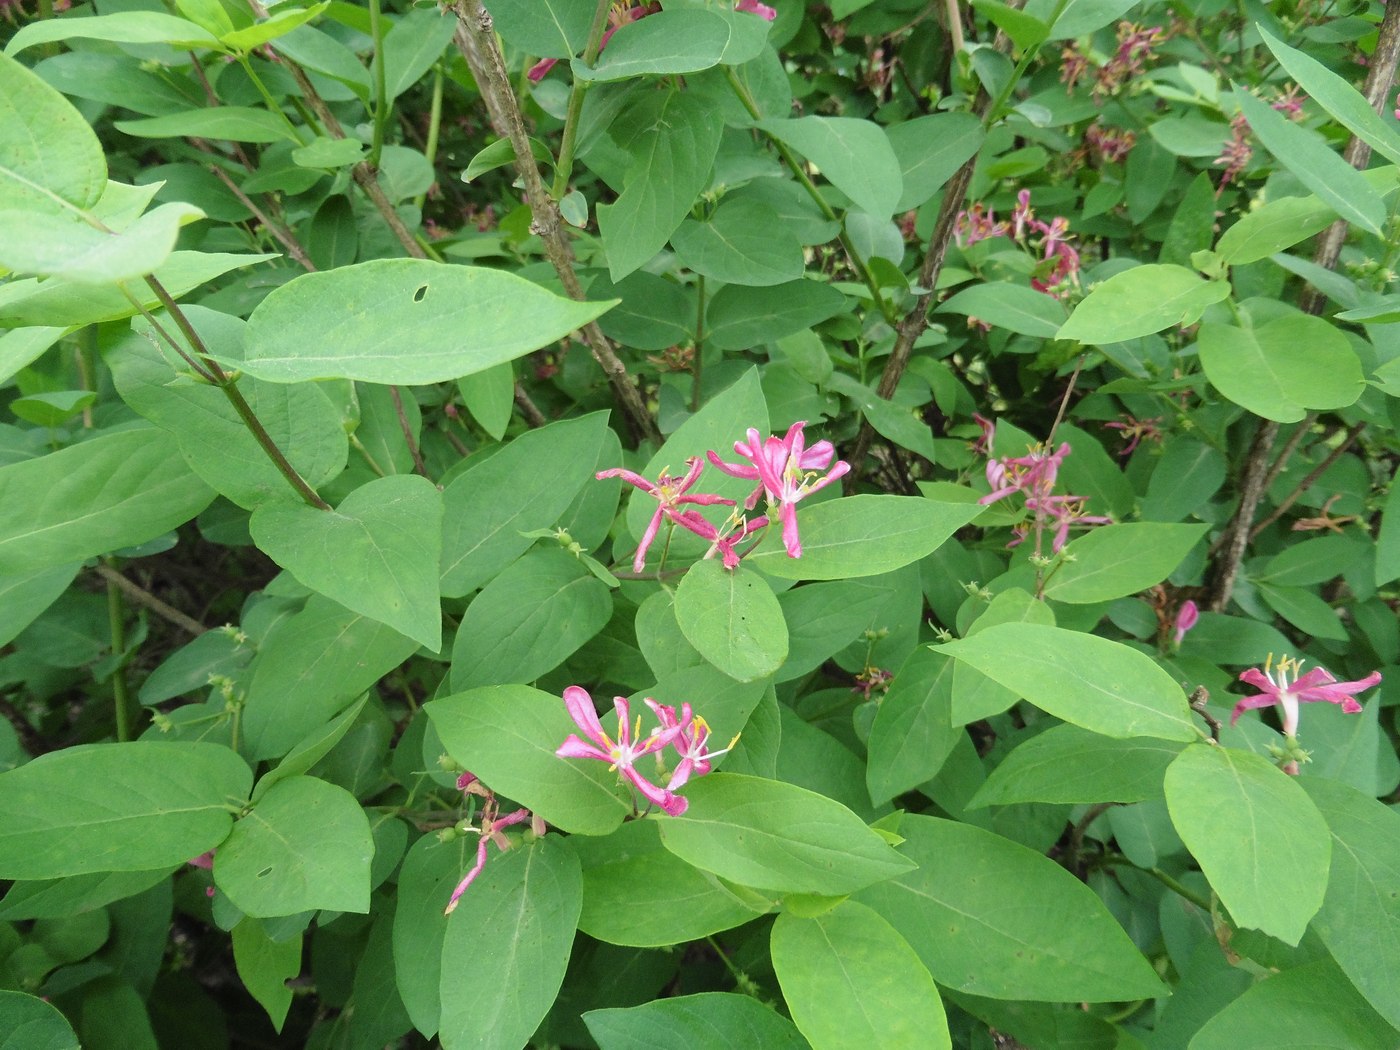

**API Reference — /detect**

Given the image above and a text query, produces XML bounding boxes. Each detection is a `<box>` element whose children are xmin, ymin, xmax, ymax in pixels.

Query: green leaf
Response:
<box><xmin>574</xmin><ymin>820</ymin><xmax>769</xmax><ymax>947</ymax></box>
<box><xmin>232</xmin><ymin>918</ymin><xmax>301</xmax><ymax>1031</ymax></box>
<box><xmin>937</xmin><ymin>624</ymin><xmax>1200</xmax><ymax>741</ymax></box>
<box><xmin>888</xmin><ymin>113</ymin><xmax>983</xmax><ymax>212</ymax></box>
<box><xmin>1043</xmin><ymin>523</ymin><xmax>1207</xmax><ymax>603</ymax></box>
<box><xmin>1259</xmin><ymin>27</ymin><xmax>1400</xmax><ymax>170</ymax></box>
<box><xmin>670</xmin><ymin>198</ymin><xmax>805</xmax><ymax>287</ymax></box>
<box><xmin>394</xmin><ymin>832</ymin><xmax>476</xmax><ymax>1037</ymax></box>
<box><xmin>970</xmin><ymin>0</ymin><xmax>1048</xmax><ymax>49</ymax></box>
<box><xmin>1190</xmin><ymin>959</ymin><xmax>1399</xmax><ymax>1050</ymax></box>
<box><xmin>240</xmin><ymin>259</ymin><xmax>616</xmax><ymax>383</ymax></box>
<box><xmin>1057</xmin><ymin>264</ymin><xmax>1230</xmax><ymax>344</ymax></box>
<box><xmin>937</xmin><ymin>282</ymin><xmax>1065</xmax><ymax>338</ymax></box>
<box><xmin>1233</xmin><ymin>90</ymin><xmax>1385</xmax><ymax>236</ymax></box>
<box><xmin>1258</xmin><ymin>582</ymin><xmax>1348</xmax><ymax>642</ymax></box>
<box><xmin>1164</xmin><ymin>744</ymin><xmax>1330</xmax><ymax>944</ymax></box>
<box><xmin>971</xmin><ymin>726</ymin><xmax>1185</xmax><ymax>807</ymax></box>
<box><xmin>0</xmin><ymin>869</ymin><xmax>170</xmax><ymax>921</ymax></box>
<box><xmin>1216</xmin><ymin>194</ymin><xmax>1340</xmax><ymax>265</ymax></box>
<box><xmin>438</xmin><ymin>837</ymin><xmax>582</xmax><ymax>1050</ymax></box>
<box><xmin>441</xmin><ymin>413</ymin><xmax>607</xmax><ymax>596</ymax></box>
<box><xmin>0</xmin><ymin>741</ymin><xmax>250</xmax><ymax>878</ymax></box>
<box><xmin>1300</xmin><ymin>777</ymin><xmax>1400</xmax><ymax>1028</ymax></box>
<box><xmin>573</xmin><ymin>10</ymin><xmax>730</xmax><ymax>81</ymax></box>
<box><xmin>589</xmin><ymin>271</ymin><xmax>696</xmax><ymax>351</ymax></box>
<box><xmin>0</xmin><ymin>991</ymin><xmax>80</xmax><ymax>1050</ymax></box>
<box><xmin>773</xmin><ymin>901</ymin><xmax>950</xmax><ymax>1050</ymax></box>
<box><xmin>290</xmin><ymin>135</ymin><xmax>364</xmax><ymax>168</ymax></box>
<box><xmin>462</xmin><ymin>135</ymin><xmax>554</xmax><ymax>183</ymax></box>
<box><xmin>656</xmin><ymin>772</ymin><xmax>914</xmax><ymax>895</ymax></box>
<box><xmin>0</xmin><ymin>53</ymin><xmax>105</xmax><ymax>213</ymax></box>
<box><xmin>951</xmin><ymin>588</ymin><xmax>1055</xmax><ymax>726</ymax></box>
<box><xmin>674</xmin><ymin>561</ymin><xmax>788</xmax><ymax>683</ymax></box>
<box><xmin>426</xmin><ymin>686</ymin><xmax>631</xmax><ymax>835</ymax></box>
<box><xmin>451</xmin><ymin>548</ymin><xmax>612</xmax><ymax>690</ymax></box>
<box><xmin>115</xmin><ymin>107</ymin><xmax>297</xmax><ymax>144</ymax></box>
<box><xmin>215</xmin><ymin>776</ymin><xmax>372</xmax><ymax>917</ymax></box>
<box><xmin>1198</xmin><ymin>315</ymin><xmax>1364</xmax><ymax>423</ymax></box>
<box><xmin>1141</xmin><ymin>436</ymin><xmax>1226</xmax><ymax>522</ymax></box>
<box><xmin>1023</xmin><ymin>0</ymin><xmax>1145</xmax><ymax>38</ymax></box>
<box><xmin>456</xmin><ymin>362</ymin><xmax>515</xmax><ymax>440</ymax></box>
<box><xmin>251</xmin><ymin>697</ymin><xmax>368</xmax><ymax>805</ymax></box>
<box><xmin>758</xmin><ymin>116</ymin><xmax>902</xmax><ymax>218</ymax></box>
<box><xmin>221</xmin><ymin>3</ymin><xmax>329</xmax><ymax>52</ymax></box>
<box><xmin>705</xmin><ymin>279</ymin><xmax>848</xmax><ymax>350</ymax></box>
<box><xmin>1376</xmin><ymin>477</ymin><xmax>1400</xmax><ymax>587</ymax></box>
<box><xmin>745</xmin><ymin>495</ymin><xmax>983</xmax><ymax>580</ymax></box>
<box><xmin>0</xmin><ymin>427</ymin><xmax>213</xmax><ymax>575</ymax></box>
<box><xmin>859</xmin><ymin>815</ymin><xmax>1165</xmax><ymax>1001</ymax></box>
<box><xmin>0</xmin><ymin>563</ymin><xmax>79</xmax><ymax>650</ymax></box>
<box><xmin>4</xmin><ymin>11</ymin><xmax>222</xmax><ymax>54</ymax></box>
<box><xmin>867</xmin><ymin>649</ymin><xmax>960</xmax><ymax>805</ymax></box>
<box><xmin>484</xmin><ymin>0</ymin><xmax>593</xmax><ymax>56</ymax></box>
<box><xmin>0</xmin><ymin>327</ymin><xmax>65</xmax><ymax>387</ymax></box>
<box><xmin>597</xmin><ymin>91</ymin><xmax>724</xmax><ymax>280</ymax></box>
<box><xmin>107</xmin><ymin>309</ymin><xmax>348</xmax><ymax>510</ymax></box>
<box><xmin>382</xmin><ymin>7</ymin><xmax>457</xmax><ymax>99</ymax></box>
<box><xmin>250</xmin><ymin>474</ymin><xmax>442</xmax><ymax>648</ymax></box>
<box><xmin>777</xmin><ymin>576</ymin><xmax>900</xmax><ymax>683</ymax></box>
<box><xmin>585</xmin><ymin>992</ymin><xmax>808</xmax><ymax>1050</ymax></box>
<box><xmin>242</xmin><ymin>596</ymin><xmax>419</xmax><ymax>760</ymax></box>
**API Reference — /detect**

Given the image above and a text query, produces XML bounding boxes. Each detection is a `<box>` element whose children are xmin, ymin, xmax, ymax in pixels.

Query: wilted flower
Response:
<box><xmin>444</xmin><ymin>800</ymin><xmax>531</xmax><ymax>914</ymax></box>
<box><xmin>1215</xmin><ymin>113</ymin><xmax>1253</xmax><ymax>190</ymax></box>
<box><xmin>597</xmin><ymin>457</ymin><xmax>734</xmax><ymax>573</ymax></box>
<box><xmin>556</xmin><ymin>687</ymin><xmax>690</xmax><ymax>814</ymax></box>
<box><xmin>1103</xmin><ymin>415</ymin><xmax>1162</xmax><ymax>456</ymax></box>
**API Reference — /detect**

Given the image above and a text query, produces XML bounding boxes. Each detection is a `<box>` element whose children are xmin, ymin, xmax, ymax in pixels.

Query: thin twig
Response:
<box><xmin>1249</xmin><ymin>421</ymin><xmax>1366</xmax><ymax>539</ymax></box>
<box><xmin>1066</xmin><ymin>801</ymin><xmax>1116</xmax><ymax>873</ymax></box>
<box><xmin>206</xmin><ymin>163</ymin><xmax>317</xmax><ymax>271</ymax></box>
<box><xmin>1189</xmin><ymin>686</ymin><xmax>1221</xmax><ymax>742</ymax></box>
<box><xmin>94</xmin><ymin>564</ymin><xmax>209</xmax><ymax>636</ymax></box>
<box><xmin>451</xmin><ymin>0</ymin><xmax>660</xmax><ymax>445</ymax></box>
<box><xmin>1205</xmin><ymin>419</ymin><xmax>1276</xmax><ymax>611</ymax></box>
<box><xmin>390</xmin><ymin>385</ymin><xmax>429</xmax><ymax>476</ymax></box>
<box><xmin>514</xmin><ymin>383</ymin><xmax>548</xmax><ymax>427</ymax></box>
<box><xmin>1259</xmin><ymin>414</ymin><xmax>1314</xmax><ymax>494</ymax></box>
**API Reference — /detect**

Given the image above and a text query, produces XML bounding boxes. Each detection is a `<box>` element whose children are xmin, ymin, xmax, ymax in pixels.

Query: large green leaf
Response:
<box><xmin>0</xmin><ymin>53</ymin><xmax>104</xmax><ymax>217</ymax></box>
<box><xmin>772</xmin><ymin>901</ymin><xmax>950</xmax><ymax>1050</ymax></box>
<box><xmin>1042</xmin><ymin>523</ymin><xmax>1207</xmax><ymax>603</ymax></box>
<box><xmin>450</xmin><ymin>548</ymin><xmax>612</xmax><ymax>690</ymax></box>
<box><xmin>585</xmin><ymin>992</ymin><xmax>808</xmax><ymax>1050</ymax></box>
<box><xmin>392</xmin><ymin>833</ymin><xmax>474</xmax><ymax>1037</ymax></box>
<box><xmin>674</xmin><ymin>561</ymin><xmax>788</xmax><ymax>683</ymax></box>
<box><xmin>1057</xmin><ymin>264</ymin><xmax>1230</xmax><ymax>344</ymax></box>
<box><xmin>705</xmin><ymin>279</ymin><xmax>847</xmax><ymax>350</ymax></box>
<box><xmin>441</xmin><ymin>413</ymin><xmax>608</xmax><ymax>596</ymax></box>
<box><xmin>426</xmin><ymin>686</ymin><xmax>631</xmax><ymax>835</ymax></box>
<box><xmin>0</xmin><ymin>991</ymin><xmax>81</xmax><ymax>1050</ymax></box>
<box><xmin>573</xmin><ymin>820</ymin><xmax>769</xmax><ymax>947</ymax></box>
<box><xmin>655</xmin><ymin>772</ymin><xmax>913</xmax><ymax>895</ymax></box>
<box><xmin>937</xmin><ymin>624</ymin><xmax>1200</xmax><ymax>741</ymax></box>
<box><xmin>573</xmin><ymin>10</ymin><xmax>730</xmax><ymax>81</ymax></box>
<box><xmin>858</xmin><ymin>815</ymin><xmax>1165</xmax><ymax>1001</ymax></box>
<box><xmin>0</xmin><ymin>742</ymin><xmax>250</xmax><ymax>878</ymax></box>
<box><xmin>1298</xmin><ymin>777</ymin><xmax>1400</xmax><ymax>1027</ymax></box>
<box><xmin>0</xmin><ymin>427</ymin><xmax>214</xmax><ymax>575</ymax></box>
<box><xmin>382</xmin><ymin>7</ymin><xmax>457</xmax><ymax>99</ymax></box>
<box><xmin>971</xmin><ymin>725</ymin><xmax>1185</xmax><ymax>807</ymax></box>
<box><xmin>231</xmin><ymin>918</ymin><xmax>301</xmax><ymax>1031</ymax></box>
<box><xmin>888</xmin><ymin>113</ymin><xmax>983</xmax><ymax>211</ymax></box>
<box><xmin>670</xmin><ymin>198</ymin><xmax>805</xmax><ymax>287</ymax></box>
<box><xmin>597</xmin><ymin>91</ymin><xmax>724</xmax><ymax>280</ymax></box>
<box><xmin>0</xmin><ymin>563</ymin><xmax>79</xmax><ymax>650</ymax></box>
<box><xmin>937</xmin><ymin>281</ymin><xmax>1066</xmax><ymax>337</ymax></box>
<box><xmin>438</xmin><ymin>837</ymin><xmax>582</xmax><ymax>1050</ymax></box>
<box><xmin>116</xmin><ymin>107</ymin><xmax>297</xmax><ymax>144</ymax></box>
<box><xmin>867</xmin><ymin>648</ymin><xmax>961</xmax><ymax>805</ymax></box>
<box><xmin>745</xmin><ymin>494</ymin><xmax>982</xmax><ymax>580</ymax></box>
<box><xmin>215</xmin><ymin>776</ymin><xmax>372</xmax><ymax>917</ymax></box>
<box><xmin>1164</xmin><ymin>744</ymin><xmax>1330</xmax><ymax>945</ymax></box>
<box><xmin>250</xmin><ymin>474</ymin><xmax>442</xmax><ymax>648</ymax></box>
<box><xmin>1216</xmin><ymin>194</ymin><xmax>1339</xmax><ymax>265</ymax></box>
<box><xmin>2</xmin><ymin>199</ymin><xmax>204</xmax><ymax>285</ymax></box>
<box><xmin>5</xmin><ymin>11</ymin><xmax>221</xmax><ymax>54</ymax></box>
<box><xmin>484</xmin><ymin>0</ymin><xmax>593</xmax><ymax>56</ymax></box>
<box><xmin>1198</xmin><ymin>315</ymin><xmax>1364</xmax><ymax>423</ymax></box>
<box><xmin>950</xmin><ymin>587</ymin><xmax>1054</xmax><ymax>726</ymax></box>
<box><xmin>758</xmin><ymin>117</ymin><xmax>903</xmax><ymax>218</ymax></box>
<box><xmin>1234</xmin><ymin>88</ymin><xmax>1384</xmax><ymax>236</ymax></box>
<box><xmin>240</xmin><ymin>260</ymin><xmax>615</xmax><ymax>383</ymax></box>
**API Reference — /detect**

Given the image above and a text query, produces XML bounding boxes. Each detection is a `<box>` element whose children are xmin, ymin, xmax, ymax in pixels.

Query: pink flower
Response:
<box><xmin>1172</xmin><ymin>600</ymin><xmax>1198</xmax><ymax>647</ymax></box>
<box><xmin>597</xmin><ymin>457</ymin><xmax>734</xmax><ymax>573</ymax></box>
<box><xmin>444</xmin><ymin>804</ymin><xmax>531</xmax><ymax>914</ymax></box>
<box><xmin>1231</xmin><ymin>655</ymin><xmax>1381</xmax><ymax>739</ymax></box>
<box><xmin>556</xmin><ymin>687</ymin><xmax>690</xmax><ymax>815</ymax></box>
<box><xmin>735</xmin><ymin>0</ymin><xmax>777</xmax><ymax>19</ymax></box>
<box><xmin>1025</xmin><ymin>493</ymin><xmax>1112</xmax><ymax>552</ymax></box>
<box><xmin>707</xmin><ymin>422</ymin><xmax>849</xmax><ymax>558</ymax></box>
<box><xmin>710</xmin><ymin>513</ymin><xmax>770</xmax><ymax>570</ymax></box>
<box><xmin>980</xmin><ymin>441</ymin><xmax>1070</xmax><ymax>505</ymax></box>
<box><xmin>646</xmin><ymin>701</ymin><xmax>738</xmax><ymax>791</ymax></box>
<box><xmin>188</xmin><ymin>851</ymin><xmax>215</xmax><ymax>871</ymax></box>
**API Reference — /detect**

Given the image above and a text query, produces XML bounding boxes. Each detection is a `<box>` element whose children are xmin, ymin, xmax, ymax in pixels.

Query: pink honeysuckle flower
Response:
<box><xmin>1025</xmin><ymin>493</ymin><xmax>1112</xmax><ymax>552</ymax></box>
<box><xmin>444</xmin><ymin>803</ymin><xmax>531</xmax><ymax>915</ymax></box>
<box><xmin>1172</xmin><ymin>600</ymin><xmax>1199</xmax><ymax>647</ymax></box>
<box><xmin>556</xmin><ymin>686</ymin><xmax>690</xmax><ymax>815</ymax></box>
<box><xmin>646</xmin><ymin>700</ymin><xmax>739</xmax><ymax>791</ymax></box>
<box><xmin>709</xmin><ymin>513</ymin><xmax>770</xmax><ymax>570</ymax></box>
<box><xmin>980</xmin><ymin>441</ymin><xmax>1071</xmax><ymax>505</ymax></box>
<box><xmin>970</xmin><ymin>413</ymin><xmax>996</xmax><ymax>455</ymax></box>
<box><xmin>188</xmin><ymin>851</ymin><xmax>215</xmax><ymax>871</ymax></box>
<box><xmin>707</xmin><ymin>422</ymin><xmax>849</xmax><ymax>559</ymax></box>
<box><xmin>1231</xmin><ymin>654</ymin><xmax>1381</xmax><ymax>739</ymax></box>
<box><xmin>1103</xmin><ymin>415</ymin><xmax>1162</xmax><ymax>456</ymax></box>
<box><xmin>735</xmin><ymin>0</ymin><xmax>777</xmax><ymax>19</ymax></box>
<box><xmin>597</xmin><ymin>457</ymin><xmax>734</xmax><ymax>573</ymax></box>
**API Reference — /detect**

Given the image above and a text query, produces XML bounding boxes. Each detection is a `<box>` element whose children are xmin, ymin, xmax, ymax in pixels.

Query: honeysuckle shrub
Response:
<box><xmin>0</xmin><ymin>0</ymin><xmax>1398</xmax><ymax>1045</ymax></box>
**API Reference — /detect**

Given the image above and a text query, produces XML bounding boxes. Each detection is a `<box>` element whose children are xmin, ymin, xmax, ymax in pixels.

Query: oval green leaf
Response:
<box><xmin>674</xmin><ymin>561</ymin><xmax>788</xmax><ymax>683</ymax></box>
<box><xmin>1043</xmin><ymin>522</ymin><xmax>1208</xmax><ymax>603</ymax></box>
<box><xmin>1057</xmin><ymin>264</ymin><xmax>1230</xmax><ymax>344</ymax></box>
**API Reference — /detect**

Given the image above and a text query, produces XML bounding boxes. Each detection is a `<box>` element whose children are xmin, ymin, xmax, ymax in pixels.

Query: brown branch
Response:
<box><xmin>390</xmin><ymin>385</ymin><xmax>429</xmax><ymax>476</ymax></box>
<box><xmin>93</xmin><ymin>564</ymin><xmax>208</xmax><ymax>636</ymax></box>
<box><xmin>514</xmin><ymin>383</ymin><xmax>548</xmax><ymax>427</ymax></box>
<box><xmin>1205</xmin><ymin>419</ymin><xmax>1277</xmax><ymax>611</ymax></box>
<box><xmin>450</xmin><ymin>0</ymin><xmax>660</xmax><ymax>446</ymax></box>
<box><xmin>1249</xmin><ymin>421</ymin><xmax>1366</xmax><ymax>539</ymax></box>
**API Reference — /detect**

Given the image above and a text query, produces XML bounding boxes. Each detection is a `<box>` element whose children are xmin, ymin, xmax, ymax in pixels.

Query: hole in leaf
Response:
<box><xmin>413</xmin><ymin>284</ymin><xmax>429</xmax><ymax>303</ymax></box>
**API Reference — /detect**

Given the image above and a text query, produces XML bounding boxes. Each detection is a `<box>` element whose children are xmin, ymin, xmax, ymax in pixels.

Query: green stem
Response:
<box><xmin>552</xmin><ymin>0</ymin><xmax>614</xmax><ymax>199</ymax></box>
<box><xmin>144</xmin><ymin>277</ymin><xmax>333</xmax><ymax>510</ymax></box>
<box><xmin>237</xmin><ymin>56</ymin><xmax>305</xmax><ymax>143</ymax></box>
<box><xmin>415</xmin><ymin>67</ymin><xmax>445</xmax><ymax>212</ymax></box>
<box><xmin>723</xmin><ymin>67</ymin><xmax>897</xmax><ymax>325</ymax></box>
<box><xmin>105</xmin><ymin>560</ymin><xmax>132</xmax><ymax>743</ymax></box>
<box><xmin>1097</xmin><ymin>855</ymin><xmax>1212</xmax><ymax>911</ymax></box>
<box><xmin>691</xmin><ymin>275</ymin><xmax>706</xmax><ymax>412</ymax></box>
<box><xmin>978</xmin><ymin>0</ymin><xmax>1073</xmax><ymax>127</ymax></box>
<box><xmin>367</xmin><ymin>0</ymin><xmax>390</xmax><ymax>168</ymax></box>
<box><xmin>705</xmin><ymin>936</ymin><xmax>750</xmax><ymax>988</ymax></box>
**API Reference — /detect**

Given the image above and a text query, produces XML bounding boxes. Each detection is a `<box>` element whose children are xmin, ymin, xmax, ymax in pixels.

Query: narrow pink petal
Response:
<box><xmin>1229</xmin><ymin>693</ymin><xmax>1281</xmax><ymax>726</ymax></box>
<box><xmin>799</xmin><ymin>439</ymin><xmax>836</xmax><ymax>470</ymax></box>
<box><xmin>596</xmin><ymin>468</ymin><xmax>656</xmax><ymax>492</ymax></box>
<box><xmin>706</xmin><ymin>450</ymin><xmax>760</xmax><ymax>480</ymax></box>
<box><xmin>803</xmin><ymin>460</ymin><xmax>849</xmax><ymax>495</ymax></box>
<box><xmin>1237</xmin><ymin>668</ymin><xmax>1280</xmax><ymax>694</ymax></box>
<box><xmin>780</xmin><ymin>500</ymin><xmax>801</xmax><ymax>558</ymax></box>
<box><xmin>556</xmin><ymin>735</ymin><xmax>610</xmax><ymax>761</ymax></box>
<box><xmin>527</xmin><ymin>57</ymin><xmax>558</xmax><ymax>83</ymax></box>
<box><xmin>562</xmin><ymin>686</ymin><xmax>606</xmax><ymax>744</ymax></box>
<box><xmin>677</xmin><ymin>456</ymin><xmax>706</xmax><ymax>492</ymax></box>
<box><xmin>634</xmin><ymin>507</ymin><xmax>665</xmax><ymax>573</ymax></box>
<box><xmin>611</xmin><ymin>697</ymin><xmax>633</xmax><ymax>749</ymax></box>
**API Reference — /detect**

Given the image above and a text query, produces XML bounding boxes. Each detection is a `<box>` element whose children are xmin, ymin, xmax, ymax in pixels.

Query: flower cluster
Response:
<box><xmin>528</xmin><ymin>0</ymin><xmax>774</xmax><ymax>83</ymax></box>
<box><xmin>1061</xmin><ymin>22</ymin><xmax>1166</xmax><ymax>97</ymax></box>
<box><xmin>1214</xmin><ymin>113</ymin><xmax>1253</xmax><ymax>190</ymax></box>
<box><xmin>977</xmin><ymin>421</ymin><xmax>1111</xmax><ymax>552</ymax></box>
<box><xmin>955</xmin><ymin>191</ymin><xmax>1080</xmax><ymax>299</ymax></box>
<box><xmin>555</xmin><ymin>686</ymin><xmax>736</xmax><ymax>816</ymax></box>
<box><xmin>1084</xmin><ymin>122</ymin><xmax>1137</xmax><ymax>164</ymax></box>
<box><xmin>597</xmin><ymin>421</ymin><xmax>848</xmax><ymax>573</ymax></box>
<box><xmin>1231</xmin><ymin>655</ymin><xmax>1381</xmax><ymax>774</ymax></box>
<box><xmin>1103</xmin><ymin>415</ymin><xmax>1163</xmax><ymax>456</ymax></box>
<box><xmin>442</xmin><ymin>772</ymin><xmax>542</xmax><ymax>914</ymax></box>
